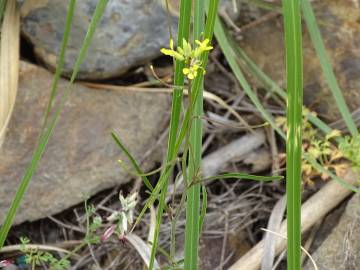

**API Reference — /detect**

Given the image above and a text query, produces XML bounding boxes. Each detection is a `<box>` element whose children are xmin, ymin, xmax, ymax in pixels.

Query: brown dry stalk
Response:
<box><xmin>0</xmin><ymin>0</ymin><xmax>20</xmax><ymax>147</ymax></box>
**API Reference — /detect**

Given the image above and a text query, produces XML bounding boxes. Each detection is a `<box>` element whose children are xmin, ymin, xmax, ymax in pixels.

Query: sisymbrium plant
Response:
<box><xmin>161</xmin><ymin>38</ymin><xmax>213</xmax><ymax>80</ymax></box>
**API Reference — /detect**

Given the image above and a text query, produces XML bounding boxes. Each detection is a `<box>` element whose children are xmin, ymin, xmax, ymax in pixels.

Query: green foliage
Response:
<box><xmin>277</xmin><ymin>110</ymin><xmax>347</xmax><ymax>184</ymax></box>
<box><xmin>282</xmin><ymin>0</ymin><xmax>304</xmax><ymax>268</ymax></box>
<box><xmin>20</xmin><ymin>237</ymin><xmax>70</xmax><ymax>270</ymax></box>
<box><xmin>339</xmin><ymin>134</ymin><xmax>360</xmax><ymax>171</ymax></box>
<box><xmin>84</xmin><ymin>203</ymin><xmax>102</xmax><ymax>244</ymax></box>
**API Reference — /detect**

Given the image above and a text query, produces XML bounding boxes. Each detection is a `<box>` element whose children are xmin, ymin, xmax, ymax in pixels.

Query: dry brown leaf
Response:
<box><xmin>0</xmin><ymin>0</ymin><xmax>20</xmax><ymax>147</ymax></box>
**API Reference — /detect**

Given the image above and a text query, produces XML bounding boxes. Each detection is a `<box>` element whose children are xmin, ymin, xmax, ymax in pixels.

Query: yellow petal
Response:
<box><xmin>170</xmin><ymin>39</ymin><xmax>174</xmax><ymax>50</ymax></box>
<box><xmin>183</xmin><ymin>68</ymin><xmax>190</xmax><ymax>75</ymax></box>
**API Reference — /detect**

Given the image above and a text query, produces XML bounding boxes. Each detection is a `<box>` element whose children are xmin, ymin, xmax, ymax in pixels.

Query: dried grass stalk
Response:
<box><xmin>229</xmin><ymin>169</ymin><xmax>359</xmax><ymax>270</ymax></box>
<box><xmin>0</xmin><ymin>0</ymin><xmax>20</xmax><ymax>147</ymax></box>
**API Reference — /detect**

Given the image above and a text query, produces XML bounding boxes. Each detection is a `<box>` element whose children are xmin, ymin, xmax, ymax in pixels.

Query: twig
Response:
<box><xmin>228</xmin><ymin>169</ymin><xmax>359</xmax><ymax>270</ymax></box>
<box><xmin>202</xmin><ymin>94</ymin><xmax>245</xmax><ymax>153</ymax></box>
<box><xmin>203</xmin><ymin>131</ymin><xmax>265</xmax><ymax>178</ymax></box>
<box><xmin>261</xmin><ymin>195</ymin><xmax>286</xmax><ymax>270</ymax></box>
<box><xmin>82</xmin><ymin>82</ymin><xmax>253</xmax><ymax>132</ymax></box>
<box><xmin>219</xmin><ymin>211</ymin><xmax>229</xmax><ymax>270</ymax></box>
<box><xmin>0</xmin><ymin>243</ymin><xmax>81</xmax><ymax>258</ymax></box>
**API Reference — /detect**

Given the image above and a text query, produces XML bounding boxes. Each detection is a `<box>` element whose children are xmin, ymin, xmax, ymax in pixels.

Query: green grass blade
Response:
<box><xmin>183</xmin><ymin>0</ymin><xmax>205</xmax><ymax>268</ymax></box>
<box><xmin>70</xmin><ymin>0</ymin><xmax>109</xmax><ymax>83</ymax></box>
<box><xmin>283</xmin><ymin>0</ymin><xmax>303</xmax><ymax>269</ymax></box>
<box><xmin>111</xmin><ymin>132</ymin><xmax>153</xmax><ymax>192</ymax></box>
<box><xmin>233</xmin><ymin>44</ymin><xmax>286</xmax><ymax>100</ymax></box>
<box><xmin>0</xmin><ymin>0</ymin><xmax>109</xmax><ymax>249</ymax></box>
<box><xmin>41</xmin><ymin>0</ymin><xmax>76</xmax><ymax>130</ymax></box>
<box><xmin>302</xmin><ymin>0</ymin><xmax>358</xmax><ymax>136</ymax></box>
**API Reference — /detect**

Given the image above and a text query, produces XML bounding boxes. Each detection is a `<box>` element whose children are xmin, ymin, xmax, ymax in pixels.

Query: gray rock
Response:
<box><xmin>304</xmin><ymin>194</ymin><xmax>360</xmax><ymax>270</ymax></box>
<box><xmin>0</xmin><ymin>62</ymin><xmax>170</xmax><ymax>224</ymax></box>
<box><xmin>20</xmin><ymin>0</ymin><xmax>178</xmax><ymax>79</ymax></box>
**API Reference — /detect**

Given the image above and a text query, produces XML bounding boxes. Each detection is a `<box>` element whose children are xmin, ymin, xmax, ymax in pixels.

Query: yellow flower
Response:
<box><xmin>194</xmin><ymin>38</ymin><xmax>213</xmax><ymax>57</ymax></box>
<box><xmin>182</xmin><ymin>38</ymin><xmax>192</xmax><ymax>58</ymax></box>
<box><xmin>160</xmin><ymin>39</ymin><xmax>185</xmax><ymax>61</ymax></box>
<box><xmin>160</xmin><ymin>48</ymin><xmax>185</xmax><ymax>61</ymax></box>
<box><xmin>162</xmin><ymin>38</ymin><xmax>212</xmax><ymax>79</ymax></box>
<box><xmin>183</xmin><ymin>67</ymin><xmax>190</xmax><ymax>75</ymax></box>
<box><xmin>183</xmin><ymin>65</ymin><xmax>201</xmax><ymax>80</ymax></box>
<box><xmin>169</xmin><ymin>38</ymin><xmax>174</xmax><ymax>50</ymax></box>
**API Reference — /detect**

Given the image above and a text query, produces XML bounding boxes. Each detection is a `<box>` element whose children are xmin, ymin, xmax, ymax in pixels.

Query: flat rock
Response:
<box><xmin>304</xmin><ymin>194</ymin><xmax>360</xmax><ymax>270</ymax></box>
<box><xmin>239</xmin><ymin>0</ymin><xmax>360</xmax><ymax>123</ymax></box>
<box><xmin>0</xmin><ymin>62</ymin><xmax>170</xmax><ymax>224</ymax></box>
<box><xmin>19</xmin><ymin>0</ymin><xmax>238</xmax><ymax>80</ymax></box>
<box><xmin>19</xmin><ymin>0</ymin><xmax>178</xmax><ymax>79</ymax></box>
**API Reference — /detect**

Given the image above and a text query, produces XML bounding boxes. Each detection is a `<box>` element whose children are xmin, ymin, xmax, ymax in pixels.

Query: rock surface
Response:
<box><xmin>304</xmin><ymin>194</ymin><xmax>360</xmax><ymax>270</ymax></box>
<box><xmin>19</xmin><ymin>0</ymin><xmax>239</xmax><ymax>80</ymax></box>
<box><xmin>20</xmin><ymin>0</ymin><xmax>178</xmax><ymax>79</ymax></box>
<box><xmin>239</xmin><ymin>0</ymin><xmax>360</xmax><ymax>123</ymax></box>
<box><xmin>0</xmin><ymin>62</ymin><xmax>170</xmax><ymax>224</ymax></box>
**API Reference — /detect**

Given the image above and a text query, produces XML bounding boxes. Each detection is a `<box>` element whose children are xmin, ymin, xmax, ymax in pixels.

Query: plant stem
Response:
<box><xmin>148</xmin><ymin>0</ymin><xmax>192</xmax><ymax>268</ymax></box>
<box><xmin>282</xmin><ymin>0</ymin><xmax>303</xmax><ymax>269</ymax></box>
<box><xmin>183</xmin><ymin>0</ymin><xmax>204</xmax><ymax>268</ymax></box>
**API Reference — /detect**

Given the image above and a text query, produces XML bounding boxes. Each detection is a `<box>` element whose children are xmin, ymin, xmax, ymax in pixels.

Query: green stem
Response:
<box><xmin>282</xmin><ymin>0</ymin><xmax>303</xmax><ymax>269</ymax></box>
<box><xmin>183</xmin><ymin>0</ymin><xmax>204</xmax><ymax>268</ymax></box>
<box><xmin>148</xmin><ymin>0</ymin><xmax>192</xmax><ymax>269</ymax></box>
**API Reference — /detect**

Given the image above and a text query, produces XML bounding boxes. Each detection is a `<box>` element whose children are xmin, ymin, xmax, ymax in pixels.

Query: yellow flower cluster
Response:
<box><xmin>160</xmin><ymin>38</ymin><xmax>213</xmax><ymax>80</ymax></box>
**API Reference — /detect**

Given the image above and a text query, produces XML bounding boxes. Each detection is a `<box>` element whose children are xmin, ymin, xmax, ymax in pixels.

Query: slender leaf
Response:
<box><xmin>282</xmin><ymin>0</ymin><xmax>303</xmax><ymax>269</ymax></box>
<box><xmin>184</xmin><ymin>0</ymin><xmax>205</xmax><ymax>268</ymax></box>
<box><xmin>111</xmin><ymin>132</ymin><xmax>153</xmax><ymax>192</ymax></box>
<box><xmin>41</xmin><ymin>0</ymin><xmax>76</xmax><ymax>130</ymax></box>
